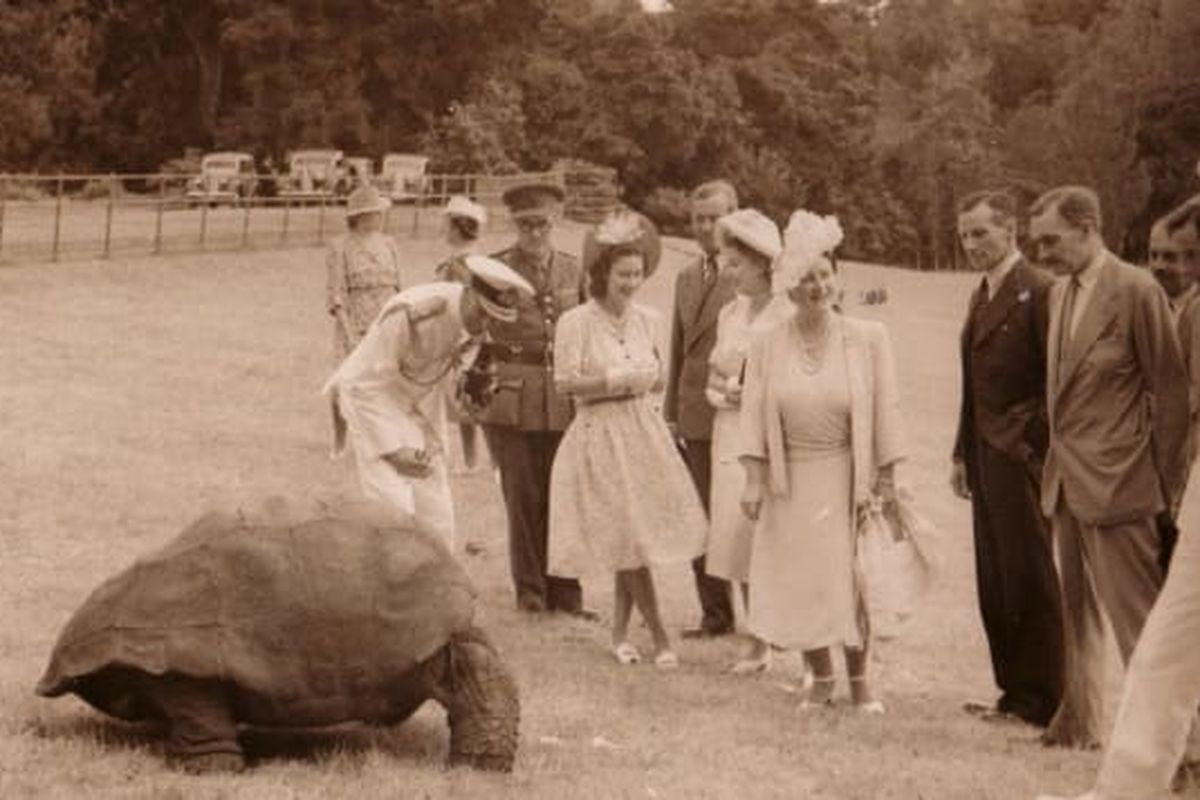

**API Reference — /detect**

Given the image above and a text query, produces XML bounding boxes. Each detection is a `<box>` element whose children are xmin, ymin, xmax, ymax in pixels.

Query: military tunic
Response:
<box><xmin>324</xmin><ymin>282</ymin><xmax>478</xmax><ymax>547</ymax></box>
<box><xmin>477</xmin><ymin>245</ymin><xmax>585</xmax><ymax>612</ymax></box>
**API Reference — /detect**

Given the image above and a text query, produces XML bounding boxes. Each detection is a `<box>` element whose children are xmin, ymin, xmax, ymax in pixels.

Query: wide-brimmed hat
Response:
<box><xmin>773</xmin><ymin>209</ymin><xmax>844</xmax><ymax>293</ymax></box>
<box><xmin>345</xmin><ymin>184</ymin><xmax>391</xmax><ymax>219</ymax></box>
<box><xmin>443</xmin><ymin>195</ymin><xmax>488</xmax><ymax>227</ymax></box>
<box><xmin>501</xmin><ymin>181</ymin><xmax>566</xmax><ymax>220</ymax></box>
<box><xmin>716</xmin><ymin>208</ymin><xmax>782</xmax><ymax>262</ymax></box>
<box><xmin>463</xmin><ymin>254</ymin><xmax>535</xmax><ymax>323</ymax></box>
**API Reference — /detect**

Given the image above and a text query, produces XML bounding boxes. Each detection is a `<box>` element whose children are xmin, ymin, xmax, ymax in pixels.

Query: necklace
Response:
<box><xmin>793</xmin><ymin>315</ymin><xmax>831</xmax><ymax>375</ymax></box>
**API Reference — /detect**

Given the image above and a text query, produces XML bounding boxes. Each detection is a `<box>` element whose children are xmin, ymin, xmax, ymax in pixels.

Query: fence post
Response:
<box><xmin>198</xmin><ymin>197</ymin><xmax>208</xmax><ymax>247</ymax></box>
<box><xmin>281</xmin><ymin>198</ymin><xmax>290</xmax><ymax>244</ymax></box>
<box><xmin>51</xmin><ymin>174</ymin><xmax>64</xmax><ymax>262</ymax></box>
<box><xmin>0</xmin><ymin>175</ymin><xmax>7</xmax><ymax>262</ymax></box>
<box><xmin>317</xmin><ymin>195</ymin><xmax>326</xmax><ymax>244</ymax></box>
<box><xmin>102</xmin><ymin>173</ymin><xmax>116</xmax><ymax>259</ymax></box>
<box><xmin>154</xmin><ymin>178</ymin><xmax>166</xmax><ymax>255</ymax></box>
<box><xmin>240</xmin><ymin>196</ymin><xmax>251</xmax><ymax>248</ymax></box>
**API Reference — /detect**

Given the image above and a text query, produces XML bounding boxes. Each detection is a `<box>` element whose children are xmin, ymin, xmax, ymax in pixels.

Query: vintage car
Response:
<box><xmin>279</xmin><ymin>148</ymin><xmax>347</xmax><ymax>203</ymax></box>
<box><xmin>380</xmin><ymin>153</ymin><xmax>430</xmax><ymax>203</ymax></box>
<box><xmin>185</xmin><ymin>152</ymin><xmax>258</xmax><ymax>205</ymax></box>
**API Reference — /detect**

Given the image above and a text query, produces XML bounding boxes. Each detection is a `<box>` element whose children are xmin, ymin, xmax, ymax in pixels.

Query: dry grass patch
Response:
<box><xmin>0</xmin><ymin>232</ymin><xmax>1171</xmax><ymax>798</ymax></box>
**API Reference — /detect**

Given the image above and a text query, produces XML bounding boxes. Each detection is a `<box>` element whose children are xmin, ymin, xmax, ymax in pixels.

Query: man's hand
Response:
<box><xmin>950</xmin><ymin>460</ymin><xmax>971</xmax><ymax>500</ymax></box>
<box><xmin>383</xmin><ymin>447</ymin><xmax>433</xmax><ymax>479</ymax></box>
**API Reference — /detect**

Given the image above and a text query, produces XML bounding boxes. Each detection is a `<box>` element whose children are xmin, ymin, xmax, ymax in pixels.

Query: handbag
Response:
<box><xmin>855</xmin><ymin>487</ymin><xmax>937</xmax><ymax>640</ymax></box>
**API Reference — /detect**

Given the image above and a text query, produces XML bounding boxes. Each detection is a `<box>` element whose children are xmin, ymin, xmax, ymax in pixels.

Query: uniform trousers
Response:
<box><xmin>682</xmin><ymin>437</ymin><xmax>734</xmax><ymax>634</ymax></box>
<box><xmin>483</xmin><ymin>425</ymin><xmax>582</xmax><ymax>612</ymax></box>
<box><xmin>1048</xmin><ymin>500</ymin><xmax>1164</xmax><ymax>744</ymax></box>
<box><xmin>967</xmin><ymin>439</ymin><xmax>1063</xmax><ymax>724</ymax></box>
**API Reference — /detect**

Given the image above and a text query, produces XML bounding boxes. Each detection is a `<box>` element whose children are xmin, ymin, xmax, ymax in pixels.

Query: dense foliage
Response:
<box><xmin>3</xmin><ymin>0</ymin><xmax>1198</xmax><ymax>265</ymax></box>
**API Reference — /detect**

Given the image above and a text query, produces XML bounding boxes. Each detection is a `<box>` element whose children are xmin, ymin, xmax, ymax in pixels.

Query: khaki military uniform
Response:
<box><xmin>324</xmin><ymin>282</ymin><xmax>478</xmax><ymax>547</ymax></box>
<box><xmin>477</xmin><ymin>245</ymin><xmax>585</xmax><ymax>612</ymax></box>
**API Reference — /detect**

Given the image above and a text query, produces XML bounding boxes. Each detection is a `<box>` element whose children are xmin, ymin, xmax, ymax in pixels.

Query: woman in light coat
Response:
<box><xmin>739</xmin><ymin>211</ymin><xmax>905</xmax><ymax>712</ymax></box>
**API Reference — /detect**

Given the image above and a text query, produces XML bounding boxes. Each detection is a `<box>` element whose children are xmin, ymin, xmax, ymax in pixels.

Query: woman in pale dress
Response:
<box><xmin>325</xmin><ymin>184</ymin><xmax>403</xmax><ymax>359</ymax></box>
<box><xmin>549</xmin><ymin>212</ymin><xmax>707</xmax><ymax>669</ymax></box>
<box><xmin>704</xmin><ymin>208</ymin><xmax>794</xmax><ymax>674</ymax></box>
<box><xmin>739</xmin><ymin>211</ymin><xmax>905</xmax><ymax>711</ymax></box>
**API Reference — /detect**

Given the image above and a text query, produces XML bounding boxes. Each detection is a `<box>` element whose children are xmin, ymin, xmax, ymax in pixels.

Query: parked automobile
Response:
<box><xmin>185</xmin><ymin>151</ymin><xmax>258</xmax><ymax>206</ymax></box>
<box><xmin>380</xmin><ymin>153</ymin><xmax>430</xmax><ymax>203</ymax></box>
<box><xmin>279</xmin><ymin>149</ymin><xmax>346</xmax><ymax>203</ymax></box>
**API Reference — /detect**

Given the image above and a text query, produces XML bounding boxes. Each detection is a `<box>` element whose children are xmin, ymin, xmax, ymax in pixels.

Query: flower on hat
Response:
<box><xmin>773</xmin><ymin>209</ymin><xmax>844</xmax><ymax>293</ymax></box>
<box><xmin>593</xmin><ymin>210</ymin><xmax>644</xmax><ymax>247</ymax></box>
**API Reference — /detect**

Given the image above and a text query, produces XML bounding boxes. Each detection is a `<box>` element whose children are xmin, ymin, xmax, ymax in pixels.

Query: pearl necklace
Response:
<box><xmin>793</xmin><ymin>315</ymin><xmax>832</xmax><ymax>375</ymax></box>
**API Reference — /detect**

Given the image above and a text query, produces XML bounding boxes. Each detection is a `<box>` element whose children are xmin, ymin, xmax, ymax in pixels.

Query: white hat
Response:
<box><xmin>773</xmin><ymin>210</ymin><xmax>844</xmax><ymax>293</ymax></box>
<box><xmin>345</xmin><ymin>184</ymin><xmax>391</xmax><ymax>219</ymax></box>
<box><xmin>717</xmin><ymin>209</ymin><xmax>783</xmax><ymax>261</ymax></box>
<box><xmin>443</xmin><ymin>195</ymin><xmax>488</xmax><ymax>227</ymax></box>
<box><xmin>463</xmin><ymin>254</ymin><xmax>535</xmax><ymax>322</ymax></box>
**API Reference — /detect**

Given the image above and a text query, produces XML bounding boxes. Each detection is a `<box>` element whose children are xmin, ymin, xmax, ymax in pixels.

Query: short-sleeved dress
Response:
<box><xmin>326</xmin><ymin>231</ymin><xmax>404</xmax><ymax>358</ymax></box>
<box><xmin>705</xmin><ymin>294</ymin><xmax>795</xmax><ymax>583</ymax></box>
<box><xmin>548</xmin><ymin>300</ymin><xmax>707</xmax><ymax>575</ymax></box>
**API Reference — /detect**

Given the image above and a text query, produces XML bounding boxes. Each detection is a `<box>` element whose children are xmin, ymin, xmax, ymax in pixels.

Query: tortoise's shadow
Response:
<box><xmin>31</xmin><ymin>705</ymin><xmax>449</xmax><ymax>768</ymax></box>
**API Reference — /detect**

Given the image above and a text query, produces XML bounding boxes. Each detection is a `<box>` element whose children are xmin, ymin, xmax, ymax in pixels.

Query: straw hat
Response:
<box><xmin>716</xmin><ymin>208</ymin><xmax>783</xmax><ymax>261</ymax></box>
<box><xmin>345</xmin><ymin>184</ymin><xmax>391</xmax><ymax>219</ymax></box>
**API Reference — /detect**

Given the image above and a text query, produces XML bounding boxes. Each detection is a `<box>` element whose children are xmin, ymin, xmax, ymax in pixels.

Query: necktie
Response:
<box><xmin>1057</xmin><ymin>276</ymin><xmax>1080</xmax><ymax>377</ymax></box>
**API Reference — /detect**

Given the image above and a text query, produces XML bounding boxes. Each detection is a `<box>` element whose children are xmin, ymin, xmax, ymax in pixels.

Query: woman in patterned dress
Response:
<box><xmin>704</xmin><ymin>209</ymin><xmax>794</xmax><ymax>674</ymax></box>
<box><xmin>549</xmin><ymin>212</ymin><xmax>707</xmax><ymax>669</ymax></box>
<box><xmin>739</xmin><ymin>210</ymin><xmax>905</xmax><ymax>712</ymax></box>
<box><xmin>326</xmin><ymin>184</ymin><xmax>403</xmax><ymax>359</ymax></box>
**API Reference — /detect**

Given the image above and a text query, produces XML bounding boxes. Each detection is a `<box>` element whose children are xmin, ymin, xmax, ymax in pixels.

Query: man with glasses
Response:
<box><xmin>476</xmin><ymin>181</ymin><xmax>590</xmax><ymax>617</ymax></box>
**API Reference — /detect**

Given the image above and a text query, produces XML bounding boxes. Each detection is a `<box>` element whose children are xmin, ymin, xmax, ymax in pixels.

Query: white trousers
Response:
<box><xmin>1095</xmin><ymin>470</ymin><xmax>1200</xmax><ymax>800</ymax></box>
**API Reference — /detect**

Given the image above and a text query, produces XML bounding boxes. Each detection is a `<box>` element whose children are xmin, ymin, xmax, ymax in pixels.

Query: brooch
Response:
<box><xmin>1018</xmin><ymin>289</ymin><xmax>1031</xmax><ymax>303</ymax></box>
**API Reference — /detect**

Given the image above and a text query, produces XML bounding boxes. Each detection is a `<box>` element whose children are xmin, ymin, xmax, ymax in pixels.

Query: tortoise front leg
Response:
<box><xmin>422</xmin><ymin>626</ymin><xmax>520</xmax><ymax>771</ymax></box>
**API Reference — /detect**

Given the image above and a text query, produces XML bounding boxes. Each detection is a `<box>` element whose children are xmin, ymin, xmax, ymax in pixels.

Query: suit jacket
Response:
<box><xmin>1176</xmin><ymin>290</ymin><xmax>1200</xmax><ymax>461</ymax></box>
<box><xmin>665</xmin><ymin>254</ymin><xmax>737</xmax><ymax>440</ymax></box>
<box><xmin>741</xmin><ymin>314</ymin><xmax>905</xmax><ymax>510</ymax></box>
<box><xmin>1041</xmin><ymin>252</ymin><xmax>1190</xmax><ymax>524</ymax></box>
<box><xmin>953</xmin><ymin>259</ymin><xmax>1053</xmax><ymax>490</ymax></box>
<box><xmin>473</xmin><ymin>246</ymin><xmax>584</xmax><ymax>432</ymax></box>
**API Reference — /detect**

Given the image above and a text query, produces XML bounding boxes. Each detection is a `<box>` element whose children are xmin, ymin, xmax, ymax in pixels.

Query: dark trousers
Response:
<box><xmin>969</xmin><ymin>440</ymin><xmax>1064</xmax><ymax>725</ymax></box>
<box><xmin>483</xmin><ymin>425</ymin><xmax>582</xmax><ymax>612</ymax></box>
<box><xmin>682</xmin><ymin>436</ymin><xmax>734</xmax><ymax>633</ymax></box>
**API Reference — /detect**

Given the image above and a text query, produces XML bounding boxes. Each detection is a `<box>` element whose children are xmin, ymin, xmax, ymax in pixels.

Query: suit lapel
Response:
<box><xmin>1046</xmin><ymin>278</ymin><xmax>1065</xmax><ymax>404</ymax></box>
<box><xmin>972</xmin><ymin>262</ymin><xmax>1024</xmax><ymax>347</ymax></box>
<box><xmin>1056</xmin><ymin>257</ymin><xmax>1117</xmax><ymax>394</ymax></box>
<box><xmin>683</xmin><ymin>265</ymin><xmax>732</xmax><ymax>352</ymax></box>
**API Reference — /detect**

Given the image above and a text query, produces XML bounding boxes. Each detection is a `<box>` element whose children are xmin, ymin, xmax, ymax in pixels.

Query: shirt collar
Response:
<box><xmin>985</xmin><ymin>250</ymin><xmax>1021</xmax><ymax>293</ymax></box>
<box><xmin>1073</xmin><ymin>248</ymin><xmax>1107</xmax><ymax>289</ymax></box>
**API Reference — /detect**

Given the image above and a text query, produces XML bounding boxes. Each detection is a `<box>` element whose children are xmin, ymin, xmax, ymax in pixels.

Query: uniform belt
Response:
<box><xmin>485</xmin><ymin>342</ymin><xmax>552</xmax><ymax>366</ymax></box>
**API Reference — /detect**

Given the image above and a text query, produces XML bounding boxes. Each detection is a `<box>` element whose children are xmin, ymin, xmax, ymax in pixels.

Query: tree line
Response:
<box><xmin>3</xmin><ymin>0</ymin><xmax>1199</xmax><ymax>267</ymax></box>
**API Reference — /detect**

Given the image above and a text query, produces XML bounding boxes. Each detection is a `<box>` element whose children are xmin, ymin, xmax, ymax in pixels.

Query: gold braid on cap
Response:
<box><xmin>593</xmin><ymin>210</ymin><xmax>644</xmax><ymax>247</ymax></box>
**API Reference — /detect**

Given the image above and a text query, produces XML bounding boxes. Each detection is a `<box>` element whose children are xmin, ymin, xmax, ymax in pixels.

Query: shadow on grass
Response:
<box><xmin>28</xmin><ymin>705</ymin><xmax>449</xmax><ymax>769</ymax></box>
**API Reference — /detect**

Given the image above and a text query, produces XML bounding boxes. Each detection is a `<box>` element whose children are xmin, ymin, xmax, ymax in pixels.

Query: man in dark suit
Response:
<box><xmin>477</xmin><ymin>181</ymin><xmax>588</xmax><ymax>617</ymax></box>
<box><xmin>950</xmin><ymin>190</ymin><xmax>1064</xmax><ymax>728</ymax></box>
<box><xmin>665</xmin><ymin>179</ymin><xmax>739</xmax><ymax>637</ymax></box>
<box><xmin>1032</xmin><ymin>185</ymin><xmax>1189</xmax><ymax>748</ymax></box>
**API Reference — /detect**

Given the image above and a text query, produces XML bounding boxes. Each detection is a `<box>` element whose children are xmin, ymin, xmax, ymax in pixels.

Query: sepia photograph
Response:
<box><xmin>3</xmin><ymin>1</ymin><xmax>1200</xmax><ymax>797</ymax></box>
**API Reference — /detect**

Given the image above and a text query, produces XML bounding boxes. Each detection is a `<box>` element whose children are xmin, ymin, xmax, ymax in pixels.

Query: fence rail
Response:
<box><xmin>0</xmin><ymin>169</ymin><xmax>578</xmax><ymax>265</ymax></box>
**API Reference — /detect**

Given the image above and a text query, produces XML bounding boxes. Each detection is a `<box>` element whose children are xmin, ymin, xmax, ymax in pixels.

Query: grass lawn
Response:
<box><xmin>0</xmin><ymin>227</ymin><xmax>1171</xmax><ymax>798</ymax></box>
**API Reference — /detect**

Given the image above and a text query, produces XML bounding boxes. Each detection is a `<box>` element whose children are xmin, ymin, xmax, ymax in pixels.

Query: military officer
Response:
<box><xmin>324</xmin><ymin>255</ymin><xmax>535</xmax><ymax>548</ymax></box>
<box><xmin>476</xmin><ymin>180</ymin><xmax>590</xmax><ymax>615</ymax></box>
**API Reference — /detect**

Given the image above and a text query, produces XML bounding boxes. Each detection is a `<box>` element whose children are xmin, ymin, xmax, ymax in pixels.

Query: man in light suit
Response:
<box><xmin>1031</xmin><ymin>185</ymin><xmax>1189</xmax><ymax>749</ymax></box>
<box><xmin>665</xmin><ymin>179</ymin><xmax>739</xmax><ymax>637</ymax></box>
<box><xmin>950</xmin><ymin>190</ymin><xmax>1064</xmax><ymax>727</ymax></box>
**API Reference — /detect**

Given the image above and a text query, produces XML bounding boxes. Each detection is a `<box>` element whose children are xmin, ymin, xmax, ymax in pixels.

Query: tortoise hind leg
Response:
<box><xmin>139</xmin><ymin>672</ymin><xmax>246</xmax><ymax>773</ymax></box>
<box><xmin>422</xmin><ymin>626</ymin><xmax>519</xmax><ymax>771</ymax></box>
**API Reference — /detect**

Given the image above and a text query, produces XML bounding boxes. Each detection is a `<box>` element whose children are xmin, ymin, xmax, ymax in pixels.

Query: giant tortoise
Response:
<box><xmin>36</xmin><ymin>498</ymin><xmax>519</xmax><ymax>773</ymax></box>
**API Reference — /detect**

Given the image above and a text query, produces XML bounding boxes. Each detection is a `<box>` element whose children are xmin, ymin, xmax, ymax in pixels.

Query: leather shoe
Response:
<box><xmin>517</xmin><ymin>595</ymin><xmax>547</xmax><ymax>613</ymax></box>
<box><xmin>681</xmin><ymin>625</ymin><xmax>733</xmax><ymax>639</ymax></box>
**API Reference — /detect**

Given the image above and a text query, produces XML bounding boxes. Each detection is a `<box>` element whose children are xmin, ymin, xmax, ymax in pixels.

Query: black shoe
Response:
<box><xmin>517</xmin><ymin>595</ymin><xmax>547</xmax><ymax>613</ymax></box>
<box><xmin>681</xmin><ymin>625</ymin><xmax>733</xmax><ymax>639</ymax></box>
